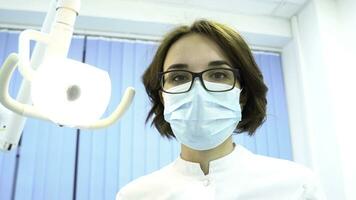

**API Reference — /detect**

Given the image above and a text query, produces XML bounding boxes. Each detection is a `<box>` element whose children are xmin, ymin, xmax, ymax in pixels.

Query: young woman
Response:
<box><xmin>116</xmin><ymin>19</ymin><xmax>326</xmax><ymax>200</ymax></box>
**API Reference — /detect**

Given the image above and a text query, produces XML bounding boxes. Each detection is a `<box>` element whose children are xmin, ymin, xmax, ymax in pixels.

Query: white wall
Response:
<box><xmin>329</xmin><ymin>1</ymin><xmax>356</xmax><ymax>199</ymax></box>
<box><xmin>282</xmin><ymin>0</ymin><xmax>356</xmax><ymax>199</ymax></box>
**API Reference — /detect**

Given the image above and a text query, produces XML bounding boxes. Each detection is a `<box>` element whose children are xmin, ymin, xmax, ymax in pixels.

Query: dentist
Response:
<box><xmin>116</xmin><ymin>19</ymin><xmax>326</xmax><ymax>200</ymax></box>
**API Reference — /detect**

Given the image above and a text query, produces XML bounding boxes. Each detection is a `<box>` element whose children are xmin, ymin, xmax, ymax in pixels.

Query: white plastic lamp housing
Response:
<box><xmin>0</xmin><ymin>54</ymin><xmax>135</xmax><ymax>131</ymax></box>
<box><xmin>31</xmin><ymin>57</ymin><xmax>111</xmax><ymax>127</ymax></box>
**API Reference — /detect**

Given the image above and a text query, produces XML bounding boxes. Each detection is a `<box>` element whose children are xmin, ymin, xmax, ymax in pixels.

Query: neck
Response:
<box><xmin>180</xmin><ymin>136</ymin><xmax>235</xmax><ymax>175</ymax></box>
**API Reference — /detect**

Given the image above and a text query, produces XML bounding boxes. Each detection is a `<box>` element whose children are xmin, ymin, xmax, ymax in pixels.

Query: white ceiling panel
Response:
<box><xmin>0</xmin><ymin>0</ymin><xmax>309</xmax><ymax>19</ymax></box>
<box><xmin>185</xmin><ymin>0</ymin><xmax>278</xmax><ymax>16</ymax></box>
<box><xmin>284</xmin><ymin>0</ymin><xmax>308</xmax><ymax>4</ymax></box>
<box><xmin>272</xmin><ymin>1</ymin><xmax>303</xmax><ymax>17</ymax></box>
<box><xmin>135</xmin><ymin>0</ymin><xmax>309</xmax><ymax>18</ymax></box>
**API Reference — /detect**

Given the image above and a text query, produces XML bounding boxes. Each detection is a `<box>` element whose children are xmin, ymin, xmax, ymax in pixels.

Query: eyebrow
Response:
<box><xmin>165</xmin><ymin>60</ymin><xmax>231</xmax><ymax>71</ymax></box>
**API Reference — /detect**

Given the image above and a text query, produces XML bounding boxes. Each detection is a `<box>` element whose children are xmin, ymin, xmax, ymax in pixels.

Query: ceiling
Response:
<box><xmin>0</xmin><ymin>0</ymin><xmax>309</xmax><ymax>48</ymax></box>
<box><xmin>0</xmin><ymin>0</ymin><xmax>309</xmax><ymax>19</ymax></box>
<box><xmin>134</xmin><ymin>0</ymin><xmax>309</xmax><ymax>18</ymax></box>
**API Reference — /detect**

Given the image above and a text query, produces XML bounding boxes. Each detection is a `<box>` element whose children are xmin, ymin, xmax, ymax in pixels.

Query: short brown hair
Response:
<box><xmin>142</xmin><ymin>19</ymin><xmax>268</xmax><ymax>138</ymax></box>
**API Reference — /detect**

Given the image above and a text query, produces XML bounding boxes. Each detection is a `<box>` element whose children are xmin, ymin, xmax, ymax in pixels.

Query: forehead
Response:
<box><xmin>163</xmin><ymin>33</ymin><xmax>231</xmax><ymax>72</ymax></box>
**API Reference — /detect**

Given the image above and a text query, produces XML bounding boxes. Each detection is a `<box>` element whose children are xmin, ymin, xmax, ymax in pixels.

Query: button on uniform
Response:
<box><xmin>203</xmin><ymin>178</ymin><xmax>211</xmax><ymax>186</ymax></box>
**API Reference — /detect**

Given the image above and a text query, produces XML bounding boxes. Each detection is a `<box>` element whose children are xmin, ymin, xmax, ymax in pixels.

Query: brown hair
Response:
<box><xmin>142</xmin><ymin>19</ymin><xmax>268</xmax><ymax>138</ymax></box>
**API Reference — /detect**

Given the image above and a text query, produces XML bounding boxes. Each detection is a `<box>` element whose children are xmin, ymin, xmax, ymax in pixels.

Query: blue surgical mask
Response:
<box><xmin>162</xmin><ymin>80</ymin><xmax>242</xmax><ymax>150</ymax></box>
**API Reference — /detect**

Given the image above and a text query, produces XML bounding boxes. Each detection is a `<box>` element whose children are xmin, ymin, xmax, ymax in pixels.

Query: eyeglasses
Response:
<box><xmin>159</xmin><ymin>67</ymin><xmax>240</xmax><ymax>94</ymax></box>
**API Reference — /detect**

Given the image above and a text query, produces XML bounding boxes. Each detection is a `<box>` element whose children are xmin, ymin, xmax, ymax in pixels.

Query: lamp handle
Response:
<box><xmin>78</xmin><ymin>87</ymin><xmax>136</xmax><ymax>129</ymax></box>
<box><xmin>0</xmin><ymin>53</ymin><xmax>49</xmax><ymax>120</ymax></box>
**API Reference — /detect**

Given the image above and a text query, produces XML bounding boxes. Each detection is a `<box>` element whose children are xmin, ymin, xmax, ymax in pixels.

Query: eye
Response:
<box><xmin>172</xmin><ymin>74</ymin><xmax>188</xmax><ymax>82</ymax></box>
<box><xmin>210</xmin><ymin>72</ymin><xmax>227</xmax><ymax>79</ymax></box>
<box><xmin>204</xmin><ymin>69</ymin><xmax>235</xmax><ymax>84</ymax></box>
<box><xmin>164</xmin><ymin>71</ymin><xmax>191</xmax><ymax>85</ymax></box>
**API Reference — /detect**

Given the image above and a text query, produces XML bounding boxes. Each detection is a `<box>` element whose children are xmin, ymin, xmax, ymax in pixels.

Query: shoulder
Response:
<box><xmin>237</xmin><ymin>145</ymin><xmax>313</xmax><ymax>179</ymax></box>
<box><xmin>245</xmin><ymin>152</ymin><xmax>326</xmax><ymax>198</ymax></box>
<box><xmin>253</xmin><ymin>153</ymin><xmax>313</xmax><ymax>176</ymax></box>
<box><xmin>116</xmin><ymin>163</ymin><xmax>176</xmax><ymax>200</ymax></box>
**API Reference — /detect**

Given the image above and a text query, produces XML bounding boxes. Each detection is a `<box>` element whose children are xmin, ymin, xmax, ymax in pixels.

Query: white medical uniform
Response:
<box><xmin>116</xmin><ymin>143</ymin><xmax>326</xmax><ymax>200</ymax></box>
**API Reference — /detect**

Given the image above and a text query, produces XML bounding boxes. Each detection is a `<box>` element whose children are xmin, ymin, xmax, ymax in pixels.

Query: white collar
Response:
<box><xmin>173</xmin><ymin>143</ymin><xmax>250</xmax><ymax>177</ymax></box>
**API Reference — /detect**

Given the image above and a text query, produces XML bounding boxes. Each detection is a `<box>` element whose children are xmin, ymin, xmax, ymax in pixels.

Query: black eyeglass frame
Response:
<box><xmin>158</xmin><ymin>67</ymin><xmax>241</xmax><ymax>94</ymax></box>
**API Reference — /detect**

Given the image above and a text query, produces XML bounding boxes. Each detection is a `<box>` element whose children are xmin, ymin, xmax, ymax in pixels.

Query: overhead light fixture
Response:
<box><xmin>0</xmin><ymin>0</ymin><xmax>135</xmax><ymax>151</ymax></box>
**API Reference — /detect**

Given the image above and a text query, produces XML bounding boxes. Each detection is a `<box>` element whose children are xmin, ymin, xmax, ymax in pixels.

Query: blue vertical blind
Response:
<box><xmin>0</xmin><ymin>32</ymin><xmax>292</xmax><ymax>200</ymax></box>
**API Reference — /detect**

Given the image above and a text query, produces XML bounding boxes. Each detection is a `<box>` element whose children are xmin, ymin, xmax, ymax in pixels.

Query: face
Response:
<box><xmin>163</xmin><ymin>33</ymin><xmax>241</xmax><ymax>89</ymax></box>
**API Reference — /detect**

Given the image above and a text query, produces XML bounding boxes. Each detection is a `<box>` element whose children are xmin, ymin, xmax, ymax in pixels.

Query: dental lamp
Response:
<box><xmin>0</xmin><ymin>0</ymin><xmax>135</xmax><ymax>151</ymax></box>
